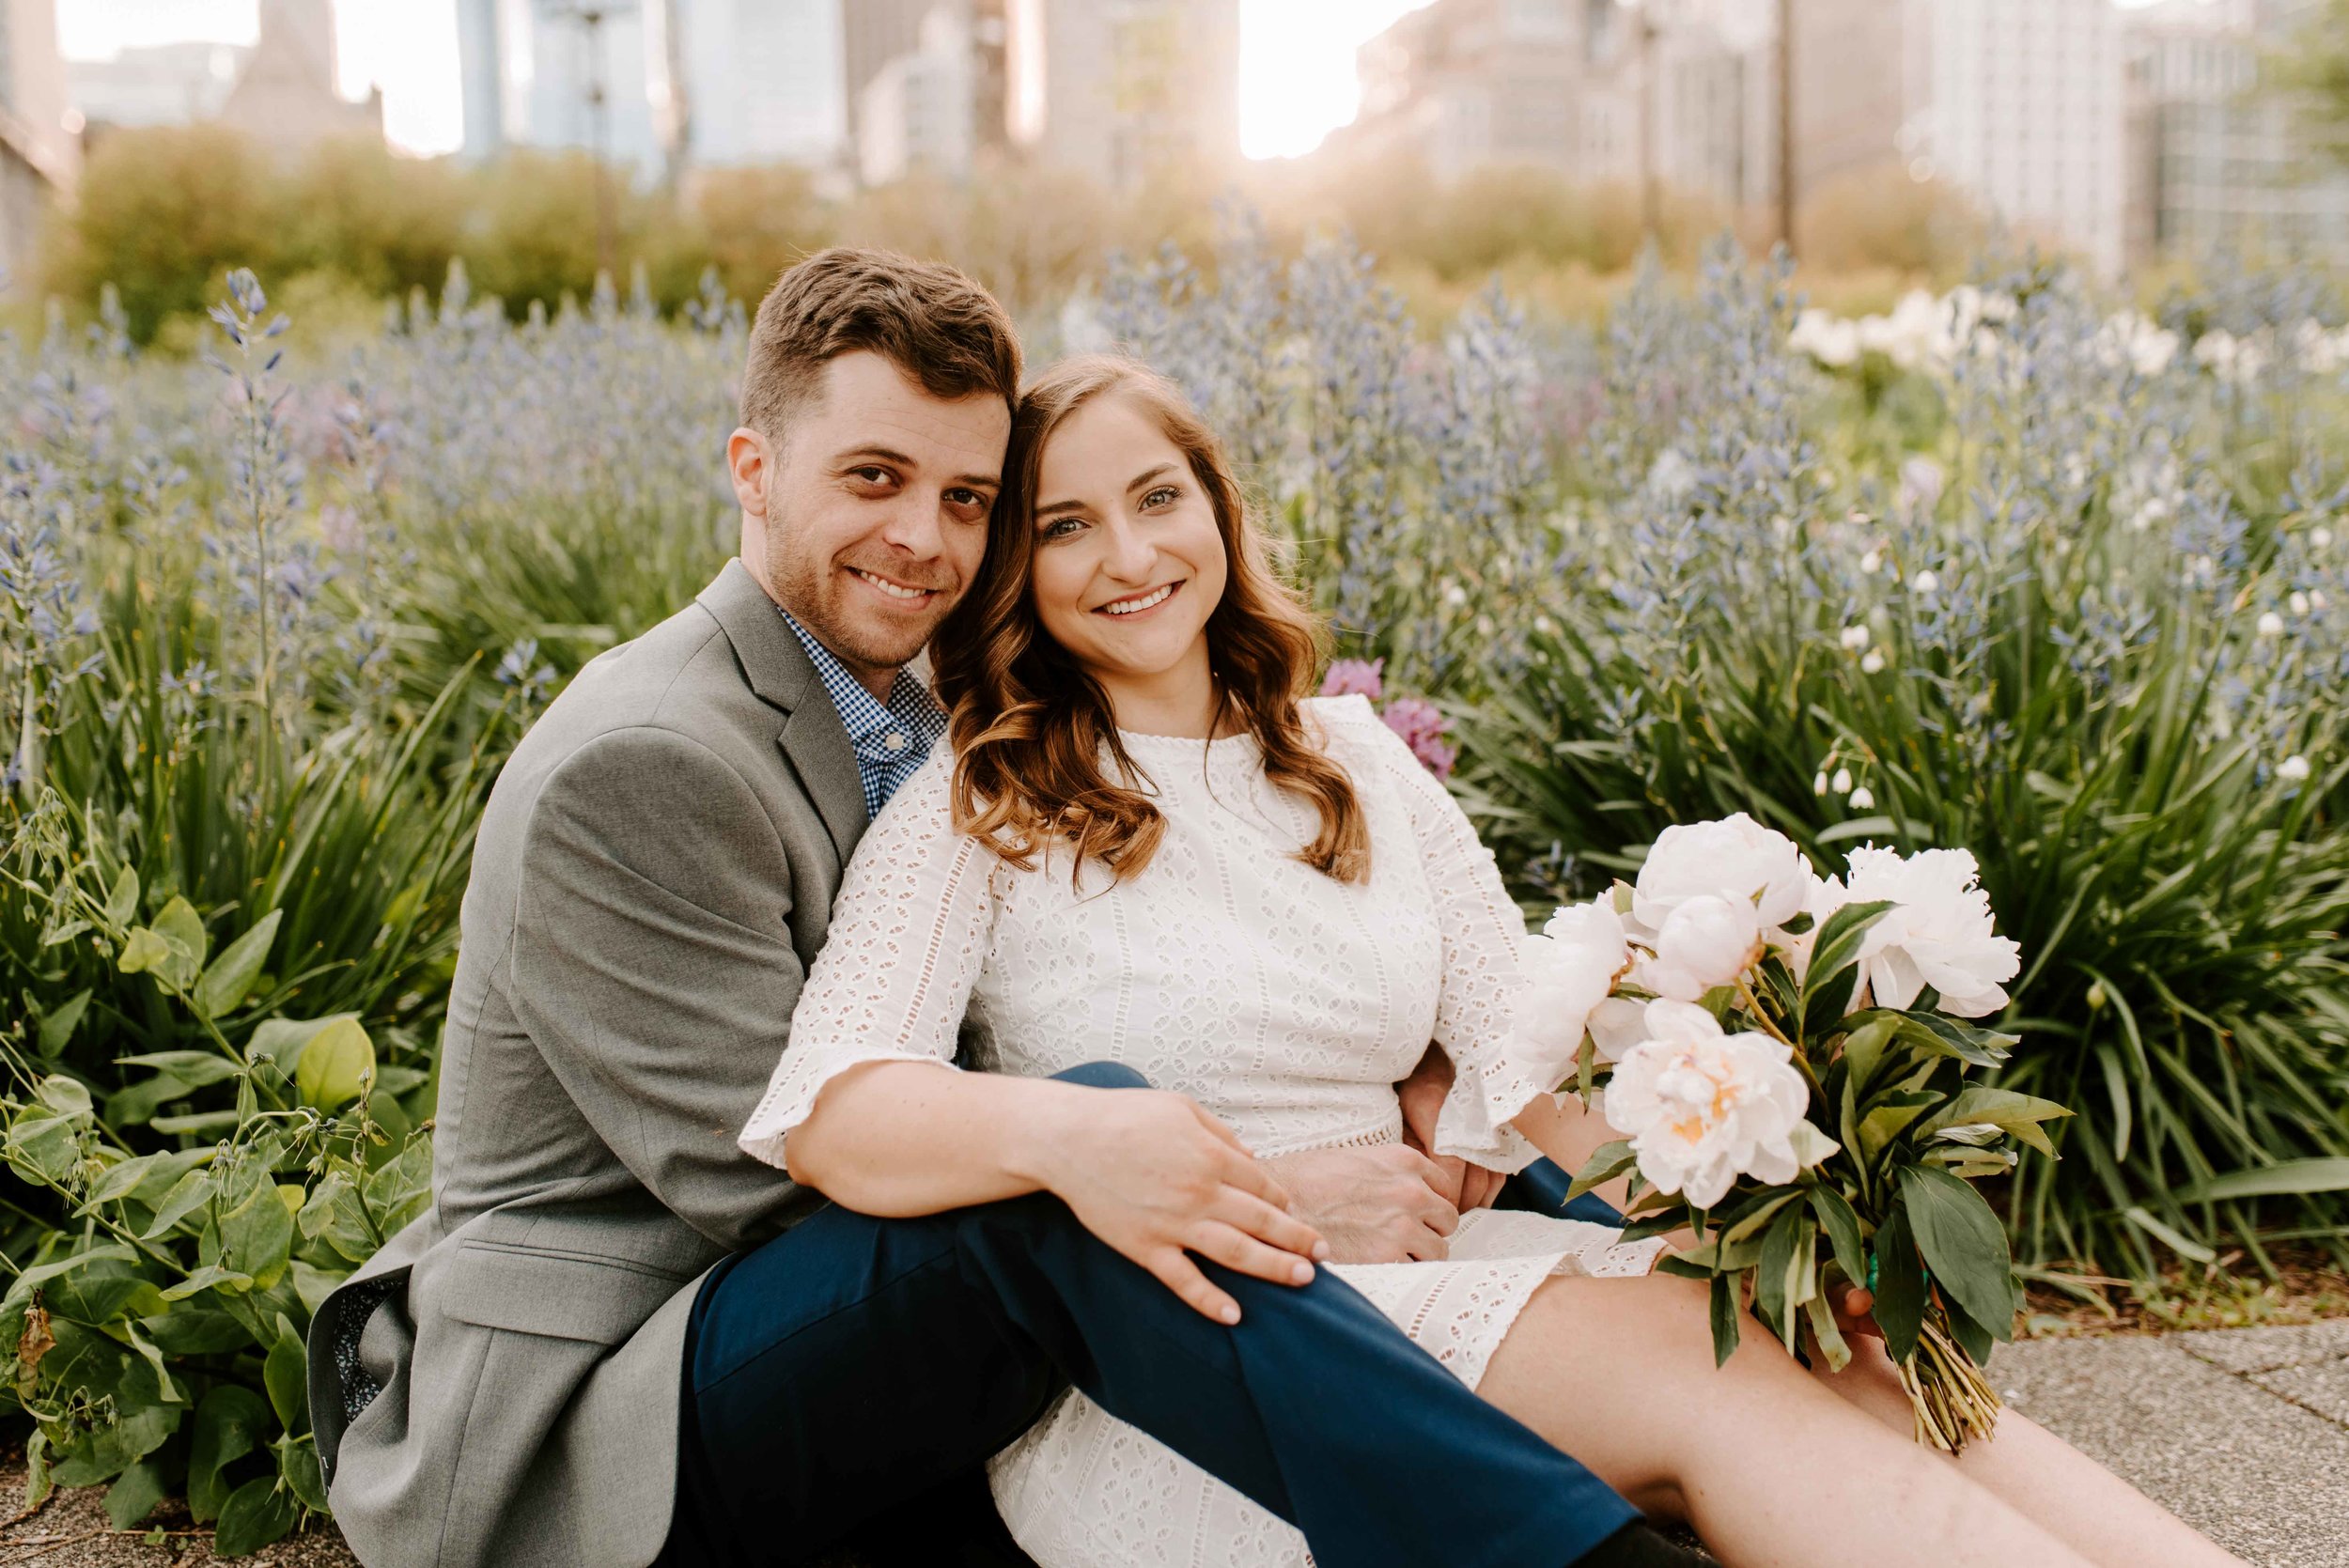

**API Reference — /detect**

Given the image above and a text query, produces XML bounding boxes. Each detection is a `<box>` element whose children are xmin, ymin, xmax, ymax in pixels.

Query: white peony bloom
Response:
<box><xmin>1602</xmin><ymin>1001</ymin><xmax>1820</xmax><ymax>1208</ymax></box>
<box><xmin>2279</xmin><ymin>754</ymin><xmax>2312</xmax><ymax>783</ymax></box>
<box><xmin>1639</xmin><ymin>893</ymin><xmax>1763</xmax><ymax>1001</ymax></box>
<box><xmin>1632</xmin><ymin>813</ymin><xmax>1813</xmax><ymax>933</ymax></box>
<box><xmin>1586</xmin><ymin>995</ymin><xmax>1651</xmax><ymax>1063</ymax></box>
<box><xmin>1822</xmin><ymin>846</ymin><xmax>2022</xmax><ymax>1018</ymax></box>
<box><xmin>1514</xmin><ymin>898</ymin><xmax>1633</xmax><ymax>1081</ymax></box>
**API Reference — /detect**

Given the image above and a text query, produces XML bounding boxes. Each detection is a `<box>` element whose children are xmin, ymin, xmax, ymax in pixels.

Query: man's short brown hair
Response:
<box><xmin>739</xmin><ymin>248</ymin><xmax>1022</xmax><ymax>444</ymax></box>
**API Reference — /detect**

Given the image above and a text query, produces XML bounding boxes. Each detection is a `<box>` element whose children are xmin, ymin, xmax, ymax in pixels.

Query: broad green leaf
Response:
<box><xmin>36</xmin><ymin>1075</ymin><xmax>94</xmax><ymax>1118</ymax></box>
<box><xmin>212</xmin><ymin>1476</ymin><xmax>299</xmax><ymax>1557</ymax></box>
<box><xmin>141</xmin><ymin>1308</ymin><xmax>254</xmax><ymax>1356</ymax></box>
<box><xmin>1803</xmin><ymin>1292</ymin><xmax>1853</xmax><ymax>1373</ymax></box>
<box><xmin>189</xmin><ymin>1384</ymin><xmax>270</xmax><ymax>1524</ymax></box>
<box><xmin>48</xmin><ymin>1391</ymin><xmax>179</xmax><ymax>1486</ymax></box>
<box><xmin>265</xmin><ymin>1314</ymin><xmax>309</xmax><ymax>1435</ymax></box>
<box><xmin>139</xmin><ymin>1168</ymin><xmax>218</xmax><ymax>1240</ymax></box>
<box><xmin>1755</xmin><ymin>1203</ymin><xmax>1805</xmax><ymax>1352</ymax></box>
<box><xmin>119</xmin><ymin>1320</ymin><xmax>183</xmax><ymax>1405</ymax></box>
<box><xmin>1785</xmin><ymin>1120</ymin><xmax>1841</xmax><ymax>1169</ymax></box>
<box><xmin>1897</xmin><ymin>1164</ymin><xmax>2015</xmax><ymax>1337</ymax></box>
<box><xmin>1856</xmin><ymin>1090</ymin><xmax>1941</xmax><ymax>1165</ymax></box>
<box><xmin>148</xmin><ymin>1109</ymin><xmax>244</xmax><ymax>1137</ymax></box>
<box><xmin>37</xmin><ymin>989</ymin><xmax>90</xmax><ymax>1055</ymax></box>
<box><xmin>248</xmin><ymin>1013</ymin><xmax>353</xmax><ymax>1075</ymax></box>
<box><xmin>1808</xmin><ymin>1185</ymin><xmax>1868</xmax><ymax>1290</ymax></box>
<box><xmin>151</xmin><ymin>896</ymin><xmax>210</xmax><ymax>989</ymax></box>
<box><xmin>1722</xmin><ymin>1188</ymin><xmax>1802</xmax><ymax>1247</ymax></box>
<box><xmin>217</xmin><ymin>1167</ymin><xmax>297</xmax><ymax>1290</ymax></box>
<box><xmin>1915</xmin><ymin>1088</ymin><xmax>2072</xmax><ymax>1158</ymax></box>
<box><xmin>105</xmin><ymin>1455</ymin><xmax>169</xmax><ymax>1530</ymax></box>
<box><xmin>1708</xmin><ymin>1270</ymin><xmax>1742</xmax><ymax>1367</ymax></box>
<box><xmin>363</xmin><ymin>1136</ymin><xmax>435</xmax><ymax>1236</ymax></box>
<box><xmin>103</xmin><ymin>866</ymin><xmax>139</xmax><ymax>928</ymax></box>
<box><xmin>275</xmin><ymin>1434</ymin><xmax>329</xmax><ymax>1513</ymax></box>
<box><xmin>1564</xmin><ymin>1139</ymin><xmax>1636</xmax><ymax>1202</ymax></box>
<box><xmin>1892</xmin><ymin>1011</ymin><xmax>2016</xmax><ymax>1069</ymax></box>
<box><xmin>194</xmin><ymin>908</ymin><xmax>281</xmax><ymax>1017</ymax></box>
<box><xmin>1943</xmin><ymin>1289</ymin><xmax>1999</xmax><ymax>1364</ymax></box>
<box><xmin>2184</xmin><ymin>1158</ymin><xmax>2349</xmax><ymax>1203</ymax></box>
<box><xmin>8</xmin><ymin>1110</ymin><xmax>83</xmax><ymax>1188</ymax></box>
<box><xmin>1802</xmin><ymin>899</ymin><xmax>1897</xmax><ymax>1001</ymax></box>
<box><xmin>296</xmin><ymin>1016</ymin><xmax>376</xmax><ymax>1109</ymax></box>
<box><xmin>1835</xmin><ymin>1015</ymin><xmax>1899</xmax><ymax>1098</ymax></box>
<box><xmin>1871</xmin><ymin>1206</ymin><xmax>1927</xmax><ymax>1364</ymax></box>
<box><xmin>115</xmin><ymin>927</ymin><xmax>172</xmax><ymax>976</ymax></box>
<box><xmin>23</xmin><ymin>1429</ymin><xmax>50</xmax><ymax>1511</ymax></box>
<box><xmin>161</xmin><ymin>1263</ymin><xmax>257</xmax><ymax>1301</ymax></box>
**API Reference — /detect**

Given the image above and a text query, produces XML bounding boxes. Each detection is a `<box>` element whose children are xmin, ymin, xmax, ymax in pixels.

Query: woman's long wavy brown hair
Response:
<box><xmin>932</xmin><ymin>354</ymin><xmax>1369</xmax><ymax>886</ymax></box>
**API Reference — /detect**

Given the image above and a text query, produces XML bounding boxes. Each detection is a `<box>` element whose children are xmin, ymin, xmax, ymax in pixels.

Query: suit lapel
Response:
<box><xmin>695</xmin><ymin>560</ymin><xmax>871</xmax><ymax>864</ymax></box>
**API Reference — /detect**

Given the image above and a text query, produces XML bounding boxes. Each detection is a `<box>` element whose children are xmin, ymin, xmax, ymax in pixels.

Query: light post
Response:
<box><xmin>543</xmin><ymin>0</ymin><xmax>638</xmax><ymax>281</ymax></box>
<box><xmin>1778</xmin><ymin>0</ymin><xmax>1796</xmax><ymax>253</ymax></box>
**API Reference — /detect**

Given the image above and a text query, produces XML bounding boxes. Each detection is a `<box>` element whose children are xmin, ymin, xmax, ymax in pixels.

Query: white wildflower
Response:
<box><xmin>1813</xmin><ymin>771</ymin><xmax>1830</xmax><ymax>797</ymax></box>
<box><xmin>1913</xmin><ymin>570</ymin><xmax>1939</xmax><ymax>596</ymax></box>
<box><xmin>1860</xmin><ymin>550</ymin><xmax>1883</xmax><ymax>576</ymax></box>
<box><xmin>1848</xmin><ymin>786</ymin><xmax>1876</xmax><ymax>810</ymax></box>
<box><xmin>2313</xmin><ymin>527</ymin><xmax>2335</xmax><ymax>550</ymax></box>
<box><xmin>1832</xmin><ymin>767</ymin><xmax>1855</xmax><ymax>794</ymax></box>
<box><xmin>2258</xmin><ymin>612</ymin><xmax>2285</xmax><ymax>638</ymax></box>
<box><xmin>1602</xmin><ymin>1001</ymin><xmax>1821</xmax><ymax>1209</ymax></box>
<box><xmin>1839</xmin><ymin>625</ymin><xmax>1871</xmax><ymax>651</ymax></box>
<box><xmin>2292</xmin><ymin>591</ymin><xmax>2311</xmax><ymax>617</ymax></box>
<box><xmin>2313</xmin><ymin>590</ymin><xmax>2330</xmax><ymax>612</ymax></box>
<box><xmin>2279</xmin><ymin>754</ymin><xmax>2312</xmax><ymax>783</ymax></box>
<box><xmin>1860</xmin><ymin>649</ymin><xmax>1887</xmax><ymax>675</ymax></box>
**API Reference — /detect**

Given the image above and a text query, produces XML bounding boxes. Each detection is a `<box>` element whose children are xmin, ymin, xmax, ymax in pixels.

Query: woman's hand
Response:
<box><xmin>1395</xmin><ymin>1045</ymin><xmax>1508</xmax><ymax>1211</ymax></box>
<box><xmin>1023</xmin><ymin>1083</ymin><xmax>1331</xmax><ymax>1326</ymax></box>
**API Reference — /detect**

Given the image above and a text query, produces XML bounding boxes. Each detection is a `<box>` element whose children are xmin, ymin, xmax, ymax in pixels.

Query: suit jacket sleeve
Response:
<box><xmin>509</xmin><ymin>723</ymin><xmax>805</xmax><ymax>1251</ymax></box>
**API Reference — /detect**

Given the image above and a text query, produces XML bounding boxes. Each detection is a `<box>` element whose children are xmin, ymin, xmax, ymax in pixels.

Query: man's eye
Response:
<box><xmin>946</xmin><ymin>488</ymin><xmax>988</xmax><ymax>509</ymax></box>
<box><xmin>851</xmin><ymin>467</ymin><xmax>893</xmax><ymax>485</ymax></box>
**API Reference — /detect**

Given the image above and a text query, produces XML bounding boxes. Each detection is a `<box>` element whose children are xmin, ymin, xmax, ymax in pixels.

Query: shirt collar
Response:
<box><xmin>777</xmin><ymin>609</ymin><xmax>939</xmax><ymax>745</ymax></box>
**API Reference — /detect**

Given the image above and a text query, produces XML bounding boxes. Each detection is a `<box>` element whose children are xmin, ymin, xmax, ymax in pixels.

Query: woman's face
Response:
<box><xmin>1027</xmin><ymin>391</ymin><xmax>1226</xmax><ymax>690</ymax></box>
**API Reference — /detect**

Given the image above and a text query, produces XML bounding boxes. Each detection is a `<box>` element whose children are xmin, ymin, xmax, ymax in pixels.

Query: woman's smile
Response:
<box><xmin>1095</xmin><ymin>581</ymin><xmax>1184</xmax><ymax>617</ymax></box>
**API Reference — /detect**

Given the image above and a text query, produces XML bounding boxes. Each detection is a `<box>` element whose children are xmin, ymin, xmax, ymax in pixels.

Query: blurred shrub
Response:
<box><xmin>1797</xmin><ymin>160</ymin><xmax>1987</xmax><ymax>280</ymax></box>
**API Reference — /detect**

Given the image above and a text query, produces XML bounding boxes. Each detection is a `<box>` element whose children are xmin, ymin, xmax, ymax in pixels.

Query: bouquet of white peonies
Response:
<box><xmin>1518</xmin><ymin>814</ymin><xmax>2069</xmax><ymax>1452</ymax></box>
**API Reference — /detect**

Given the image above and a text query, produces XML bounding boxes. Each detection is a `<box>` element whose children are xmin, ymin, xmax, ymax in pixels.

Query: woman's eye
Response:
<box><xmin>1143</xmin><ymin>486</ymin><xmax>1180</xmax><ymax>509</ymax></box>
<box><xmin>1040</xmin><ymin>515</ymin><xmax>1087</xmax><ymax>539</ymax></box>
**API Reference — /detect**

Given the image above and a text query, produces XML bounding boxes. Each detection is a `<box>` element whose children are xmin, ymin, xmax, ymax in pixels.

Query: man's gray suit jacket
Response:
<box><xmin>306</xmin><ymin>560</ymin><xmax>866</xmax><ymax>1568</ymax></box>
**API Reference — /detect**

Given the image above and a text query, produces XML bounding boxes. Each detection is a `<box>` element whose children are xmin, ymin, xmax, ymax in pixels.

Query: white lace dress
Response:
<box><xmin>739</xmin><ymin>694</ymin><xmax>1663</xmax><ymax>1568</ymax></box>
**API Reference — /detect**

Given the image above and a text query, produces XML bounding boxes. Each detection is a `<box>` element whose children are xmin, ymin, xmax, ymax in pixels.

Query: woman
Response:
<box><xmin>739</xmin><ymin>355</ymin><xmax>2242</xmax><ymax>1568</ymax></box>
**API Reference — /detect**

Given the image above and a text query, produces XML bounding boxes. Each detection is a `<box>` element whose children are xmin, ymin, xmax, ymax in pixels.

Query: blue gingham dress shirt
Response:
<box><xmin>779</xmin><ymin>610</ymin><xmax>950</xmax><ymax>817</ymax></box>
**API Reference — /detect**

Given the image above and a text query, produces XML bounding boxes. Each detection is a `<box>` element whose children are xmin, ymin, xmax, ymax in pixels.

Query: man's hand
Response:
<box><xmin>1394</xmin><ymin>1046</ymin><xmax>1507</xmax><ymax>1213</ymax></box>
<box><xmin>1026</xmin><ymin>1085</ymin><xmax>1329</xmax><ymax>1326</ymax></box>
<box><xmin>1260</xmin><ymin>1144</ymin><xmax>1460</xmax><ymax>1264</ymax></box>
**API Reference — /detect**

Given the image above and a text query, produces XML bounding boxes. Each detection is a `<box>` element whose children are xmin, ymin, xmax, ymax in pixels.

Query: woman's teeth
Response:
<box><xmin>1101</xmin><ymin>583</ymin><xmax>1176</xmax><ymax>615</ymax></box>
<box><xmin>852</xmin><ymin>567</ymin><xmax>930</xmax><ymax>600</ymax></box>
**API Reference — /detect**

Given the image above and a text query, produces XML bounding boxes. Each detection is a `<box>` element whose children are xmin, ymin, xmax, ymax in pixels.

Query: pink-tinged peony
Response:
<box><xmin>1319</xmin><ymin>658</ymin><xmax>1386</xmax><ymax>701</ymax></box>
<box><xmin>1601</xmin><ymin>1001</ymin><xmax>1821</xmax><ymax>1208</ymax></box>
<box><xmin>1381</xmin><ymin>697</ymin><xmax>1458</xmax><ymax>780</ymax></box>
<box><xmin>1636</xmin><ymin>893</ymin><xmax>1763</xmax><ymax>1001</ymax></box>
<box><xmin>1812</xmin><ymin>846</ymin><xmax>2021</xmax><ymax>1018</ymax></box>
<box><xmin>1514</xmin><ymin>898</ymin><xmax>1631</xmax><ymax>1082</ymax></box>
<box><xmin>1631</xmin><ymin>813</ymin><xmax>1811</xmax><ymax>933</ymax></box>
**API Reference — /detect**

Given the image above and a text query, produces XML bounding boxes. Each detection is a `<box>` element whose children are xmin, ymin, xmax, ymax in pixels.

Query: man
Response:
<box><xmin>306</xmin><ymin>249</ymin><xmax>1706</xmax><ymax>1568</ymax></box>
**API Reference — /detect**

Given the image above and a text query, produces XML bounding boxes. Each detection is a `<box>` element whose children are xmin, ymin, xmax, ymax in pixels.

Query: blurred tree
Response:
<box><xmin>657</xmin><ymin>163</ymin><xmax>836</xmax><ymax>306</ymax></box>
<box><xmin>279</xmin><ymin>139</ymin><xmax>468</xmax><ymax>302</ymax></box>
<box><xmin>2272</xmin><ymin>1</ymin><xmax>2349</xmax><ymax>163</ymax></box>
<box><xmin>44</xmin><ymin>125</ymin><xmax>285</xmax><ymax>341</ymax></box>
<box><xmin>1796</xmin><ymin>161</ymin><xmax>1985</xmax><ymax>278</ymax></box>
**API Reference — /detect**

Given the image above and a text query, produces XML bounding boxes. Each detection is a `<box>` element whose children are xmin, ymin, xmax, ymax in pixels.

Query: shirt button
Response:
<box><xmin>883</xmin><ymin>732</ymin><xmax>907</xmax><ymax>752</ymax></box>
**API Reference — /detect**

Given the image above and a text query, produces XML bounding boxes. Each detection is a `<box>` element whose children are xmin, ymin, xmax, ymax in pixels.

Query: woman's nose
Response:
<box><xmin>1098</xmin><ymin>518</ymin><xmax>1155</xmax><ymax>582</ymax></box>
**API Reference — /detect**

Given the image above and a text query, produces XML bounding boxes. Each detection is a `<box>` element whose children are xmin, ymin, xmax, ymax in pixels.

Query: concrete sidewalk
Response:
<box><xmin>1994</xmin><ymin>1323</ymin><xmax>2349</xmax><ymax>1568</ymax></box>
<box><xmin>2</xmin><ymin>1325</ymin><xmax>2341</xmax><ymax>1565</ymax></box>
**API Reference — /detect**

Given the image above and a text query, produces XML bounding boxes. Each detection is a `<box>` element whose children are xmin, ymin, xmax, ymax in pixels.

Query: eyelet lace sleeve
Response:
<box><xmin>1315</xmin><ymin>697</ymin><xmax>1547</xmax><ymax>1172</ymax></box>
<box><xmin>739</xmin><ymin>754</ymin><xmax>1001</xmax><ymax>1169</ymax></box>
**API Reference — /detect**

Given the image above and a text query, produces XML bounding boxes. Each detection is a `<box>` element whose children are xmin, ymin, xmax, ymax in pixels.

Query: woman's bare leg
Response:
<box><xmin>1476</xmin><ymin>1271</ymin><xmax>2094</xmax><ymax>1568</ymax></box>
<box><xmin>1807</xmin><ymin>1335</ymin><xmax>2248</xmax><ymax>1568</ymax></box>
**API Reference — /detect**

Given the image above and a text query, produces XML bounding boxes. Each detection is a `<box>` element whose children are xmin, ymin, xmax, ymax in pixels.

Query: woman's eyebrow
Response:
<box><xmin>1036</xmin><ymin>463</ymin><xmax>1179</xmax><ymax>520</ymax></box>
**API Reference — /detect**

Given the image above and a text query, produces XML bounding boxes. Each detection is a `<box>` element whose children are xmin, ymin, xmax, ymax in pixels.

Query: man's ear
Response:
<box><xmin>727</xmin><ymin>427</ymin><xmax>771</xmax><ymax>519</ymax></box>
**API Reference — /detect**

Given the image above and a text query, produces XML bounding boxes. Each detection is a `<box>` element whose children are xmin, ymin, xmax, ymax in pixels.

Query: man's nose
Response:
<box><xmin>877</xmin><ymin>491</ymin><xmax>947</xmax><ymax>558</ymax></box>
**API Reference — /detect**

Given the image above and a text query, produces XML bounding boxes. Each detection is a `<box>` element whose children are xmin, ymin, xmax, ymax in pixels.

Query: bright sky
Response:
<box><xmin>54</xmin><ymin>0</ymin><xmax>2195</xmax><ymax>163</ymax></box>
